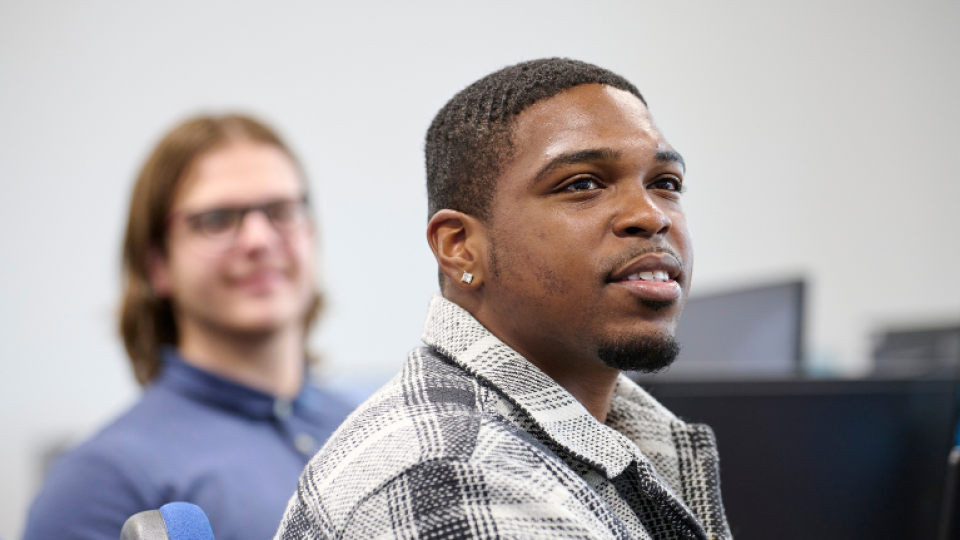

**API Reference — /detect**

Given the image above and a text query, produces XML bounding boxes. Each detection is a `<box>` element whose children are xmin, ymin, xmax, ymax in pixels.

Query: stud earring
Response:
<box><xmin>461</xmin><ymin>271</ymin><xmax>474</xmax><ymax>284</ymax></box>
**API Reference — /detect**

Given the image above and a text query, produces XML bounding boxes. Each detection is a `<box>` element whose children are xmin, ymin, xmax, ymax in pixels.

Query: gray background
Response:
<box><xmin>1</xmin><ymin>1</ymin><xmax>958</xmax><ymax>537</ymax></box>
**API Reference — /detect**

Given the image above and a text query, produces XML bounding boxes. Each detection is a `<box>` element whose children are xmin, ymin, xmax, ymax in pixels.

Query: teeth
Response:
<box><xmin>625</xmin><ymin>271</ymin><xmax>671</xmax><ymax>282</ymax></box>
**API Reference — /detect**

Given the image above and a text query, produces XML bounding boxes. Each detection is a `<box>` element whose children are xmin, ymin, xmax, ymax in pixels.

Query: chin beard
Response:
<box><xmin>596</xmin><ymin>332</ymin><xmax>681</xmax><ymax>373</ymax></box>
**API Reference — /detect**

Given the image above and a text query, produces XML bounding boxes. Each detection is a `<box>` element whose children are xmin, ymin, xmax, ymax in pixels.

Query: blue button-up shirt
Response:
<box><xmin>24</xmin><ymin>348</ymin><xmax>355</xmax><ymax>540</ymax></box>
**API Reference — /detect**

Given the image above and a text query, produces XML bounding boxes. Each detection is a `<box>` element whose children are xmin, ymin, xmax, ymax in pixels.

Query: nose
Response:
<box><xmin>234</xmin><ymin>209</ymin><xmax>281</xmax><ymax>250</ymax></box>
<box><xmin>613</xmin><ymin>183</ymin><xmax>672</xmax><ymax>238</ymax></box>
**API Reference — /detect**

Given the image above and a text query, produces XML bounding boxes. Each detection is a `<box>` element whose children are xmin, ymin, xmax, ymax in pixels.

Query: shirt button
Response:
<box><xmin>273</xmin><ymin>399</ymin><xmax>292</xmax><ymax>419</ymax></box>
<box><xmin>294</xmin><ymin>433</ymin><xmax>316</xmax><ymax>456</ymax></box>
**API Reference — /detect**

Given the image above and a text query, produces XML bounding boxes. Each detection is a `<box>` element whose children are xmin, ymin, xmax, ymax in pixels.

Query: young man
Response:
<box><xmin>276</xmin><ymin>59</ymin><xmax>731</xmax><ymax>540</ymax></box>
<box><xmin>24</xmin><ymin>115</ymin><xmax>353</xmax><ymax>540</ymax></box>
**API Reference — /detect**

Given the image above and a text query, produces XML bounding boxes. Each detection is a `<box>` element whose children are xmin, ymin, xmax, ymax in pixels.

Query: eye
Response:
<box><xmin>265</xmin><ymin>200</ymin><xmax>304</xmax><ymax>226</ymax></box>
<box><xmin>564</xmin><ymin>177</ymin><xmax>602</xmax><ymax>192</ymax></box>
<box><xmin>650</xmin><ymin>176</ymin><xmax>684</xmax><ymax>193</ymax></box>
<box><xmin>189</xmin><ymin>209</ymin><xmax>240</xmax><ymax>236</ymax></box>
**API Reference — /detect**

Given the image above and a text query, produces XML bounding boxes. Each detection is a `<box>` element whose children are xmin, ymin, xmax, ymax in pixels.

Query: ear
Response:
<box><xmin>426</xmin><ymin>209</ymin><xmax>488</xmax><ymax>290</ymax></box>
<box><xmin>147</xmin><ymin>248</ymin><xmax>172</xmax><ymax>298</ymax></box>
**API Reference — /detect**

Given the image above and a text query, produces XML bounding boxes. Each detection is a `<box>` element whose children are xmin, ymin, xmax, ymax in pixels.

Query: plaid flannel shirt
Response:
<box><xmin>275</xmin><ymin>295</ymin><xmax>732</xmax><ymax>540</ymax></box>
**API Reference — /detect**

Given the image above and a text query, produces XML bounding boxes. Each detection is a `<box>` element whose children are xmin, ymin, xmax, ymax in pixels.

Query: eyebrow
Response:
<box><xmin>532</xmin><ymin>148</ymin><xmax>622</xmax><ymax>184</ymax></box>
<box><xmin>655</xmin><ymin>149</ymin><xmax>686</xmax><ymax>172</ymax></box>
<box><xmin>532</xmin><ymin>147</ymin><xmax>686</xmax><ymax>185</ymax></box>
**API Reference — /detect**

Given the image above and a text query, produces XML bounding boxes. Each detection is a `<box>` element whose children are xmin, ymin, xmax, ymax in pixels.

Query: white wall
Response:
<box><xmin>1</xmin><ymin>1</ymin><xmax>957</xmax><ymax>537</ymax></box>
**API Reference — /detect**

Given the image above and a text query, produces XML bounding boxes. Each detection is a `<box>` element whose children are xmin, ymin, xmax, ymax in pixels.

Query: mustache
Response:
<box><xmin>599</xmin><ymin>244</ymin><xmax>686</xmax><ymax>283</ymax></box>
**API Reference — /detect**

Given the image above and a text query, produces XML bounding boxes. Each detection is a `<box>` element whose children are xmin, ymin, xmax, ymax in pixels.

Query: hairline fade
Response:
<box><xmin>425</xmin><ymin>58</ymin><xmax>646</xmax><ymax>222</ymax></box>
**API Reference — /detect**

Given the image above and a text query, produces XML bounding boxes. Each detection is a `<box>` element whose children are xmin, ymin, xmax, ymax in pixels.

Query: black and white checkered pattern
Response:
<box><xmin>275</xmin><ymin>295</ymin><xmax>732</xmax><ymax>540</ymax></box>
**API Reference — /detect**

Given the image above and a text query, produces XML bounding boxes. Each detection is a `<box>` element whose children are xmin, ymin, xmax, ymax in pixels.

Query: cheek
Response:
<box><xmin>493</xmin><ymin>227</ymin><xmax>577</xmax><ymax>298</ymax></box>
<box><xmin>290</xmin><ymin>237</ymin><xmax>316</xmax><ymax>278</ymax></box>
<box><xmin>169</xmin><ymin>249</ymin><xmax>221</xmax><ymax>291</ymax></box>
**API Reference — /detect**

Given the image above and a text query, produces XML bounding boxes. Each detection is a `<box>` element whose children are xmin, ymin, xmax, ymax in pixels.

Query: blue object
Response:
<box><xmin>159</xmin><ymin>503</ymin><xmax>214</xmax><ymax>540</ymax></box>
<box><xmin>24</xmin><ymin>348</ymin><xmax>355</xmax><ymax>540</ymax></box>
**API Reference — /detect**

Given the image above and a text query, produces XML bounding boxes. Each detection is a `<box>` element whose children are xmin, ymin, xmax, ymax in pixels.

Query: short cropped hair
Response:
<box><xmin>120</xmin><ymin>114</ymin><xmax>322</xmax><ymax>385</ymax></box>
<box><xmin>425</xmin><ymin>58</ymin><xmax>645</xmax><ymax>221</ymax></box>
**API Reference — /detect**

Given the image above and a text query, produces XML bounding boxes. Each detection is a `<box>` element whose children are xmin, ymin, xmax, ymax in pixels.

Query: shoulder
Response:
<box><xmin>30</xmin><ymin>385</ymin><xmax>195</xmax><ymax>491</ymax></box>
<box><xmin>282</xmin><ymin>438</ymin><xmax>624</xmax><ymax>540</ymax></box>
<box><xmin>52</xmin><ymin>389</ymin><xmax>176</xmax><ymax>472</ymax></box>
<box><xmin>283</xmin><ymin>445</ymin><xmax>608</xmax><ymax>540</ymax></box>
<box><xmin>27</xmin><ymin>383</ymin><xmax>219</xmax><ymax>511</ymax></box>
<box><xmin>66</xmin><ymin>384</ymin><xmax>213</xmax><ymax>462</ymax></box>
<box><xmin>305</xmin><ymin>347</ymin><xmax>500</xmax><ymax>478</ymax></box>
<box><xmin>22</xmin><ymin>396</ymin><xmax>174</xmax><ymax>540</ymax></box>
<box><xmin>280</xmin><ymin>347</ymin><xmax>588</xmax><ymax>536</ymax></box>
<box><xmin>342</xmin><ymin>455</ymin><xmax>612</xmax><ymax>539</ymax></box>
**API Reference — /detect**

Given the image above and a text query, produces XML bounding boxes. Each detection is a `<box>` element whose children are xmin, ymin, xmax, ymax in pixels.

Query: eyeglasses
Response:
<box><xmin>169</xmin><ymin>196</ymin><xmax>310</xmax><ymax>250</ymax></box>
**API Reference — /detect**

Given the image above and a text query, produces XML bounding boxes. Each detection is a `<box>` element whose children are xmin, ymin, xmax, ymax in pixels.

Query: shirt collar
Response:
<box><xmin>420</xmin><ymin>294</ymin><xmax>661</xmax><ymax>478</ymax></box>
<box><xmin>154</xmin><ymin>346</ymin><xmax>324</xmax><ymax>422</ymax></box>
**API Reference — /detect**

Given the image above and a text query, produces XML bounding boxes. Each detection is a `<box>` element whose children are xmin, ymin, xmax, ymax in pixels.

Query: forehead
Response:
<box><xmin>174</xmin><ymin>140</ymin><xmax>302</xmax><ymax>210</ymax></box>
<box><xmin>507</xmin><ymin>84</ymin><xmax>668</xmax><ymax>175</ymax></box>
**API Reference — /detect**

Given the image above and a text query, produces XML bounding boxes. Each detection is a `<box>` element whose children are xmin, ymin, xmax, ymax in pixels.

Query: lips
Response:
<box><xmin>231</xmin><ymin>268</ymin><xmax>286</xmax><ymax>292</ymax></box>
<box><xmin>608</xmin><ymin>252</ymin><xmax>683</xmax><ymax>302</ymax></box>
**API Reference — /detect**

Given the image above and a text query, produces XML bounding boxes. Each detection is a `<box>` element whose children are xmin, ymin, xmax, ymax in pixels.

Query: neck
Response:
<box><xmin>451</xmin><ymin>290</ymin><xmax>620</xmax><ymax>423</ymax></box>
<box><xmin>177</xmin><ymin>320</ymin><xmax>305</xmax><ymax>400</ymax></box>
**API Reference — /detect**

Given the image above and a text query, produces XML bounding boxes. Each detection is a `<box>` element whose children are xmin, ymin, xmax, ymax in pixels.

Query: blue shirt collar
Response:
<box><xmin>154</xmin><ymin>346</ymin><xmax>326</xmax><ymax>422</ymax></box>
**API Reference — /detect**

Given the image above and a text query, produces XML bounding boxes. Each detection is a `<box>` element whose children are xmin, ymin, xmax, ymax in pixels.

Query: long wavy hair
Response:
<box><xmin>119</xmin><ymin>114</ymin><xmax>322</xmax><ymax>385</ymax></box>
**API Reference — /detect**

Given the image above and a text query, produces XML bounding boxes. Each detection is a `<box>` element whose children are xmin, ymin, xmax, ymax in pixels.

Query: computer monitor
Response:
<box><xmin>873</xmin><ymin>325</ymin><xmax>960</xmax><ymax>378</ymax></box>
<box><xmin>646</xmin><ymin>279</ymin><xmax>804</xmax><ymax>379</ymax></box>
<box><xmin>641</xmin><ymin>378</ymin><xmax>960</xmax><ymax>540</ymax></box>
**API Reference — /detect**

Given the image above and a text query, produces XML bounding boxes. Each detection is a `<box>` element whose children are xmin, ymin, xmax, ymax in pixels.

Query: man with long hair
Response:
<box><xmin>24</xmin><ymin>114</ymin><xmax>352</xmax><ymax>540</ymax></box>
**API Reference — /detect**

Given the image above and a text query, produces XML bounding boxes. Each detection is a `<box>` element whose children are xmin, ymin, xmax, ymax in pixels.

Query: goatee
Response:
<box><xmin>597</xmin><ymin>333</ymin><xmax>681</xmax><ymax>373</ymax></box>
